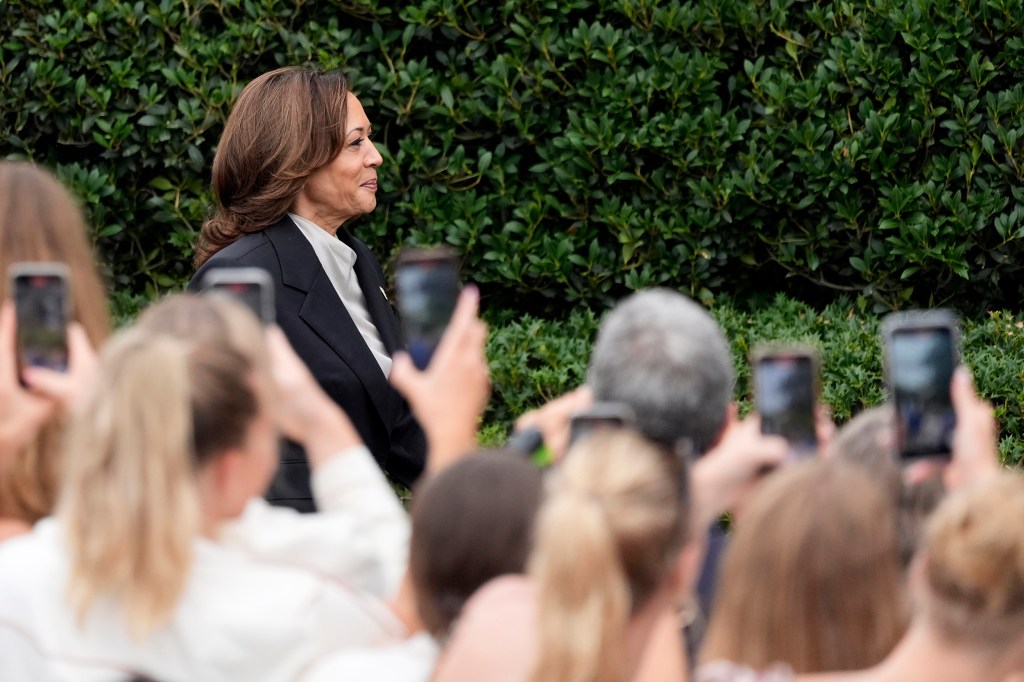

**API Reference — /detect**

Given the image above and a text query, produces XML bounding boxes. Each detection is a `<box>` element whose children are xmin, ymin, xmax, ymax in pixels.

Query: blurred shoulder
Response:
<box><xmin>432</xmin><ymin>575</ymin><xmax>537</xmax><ymax>682</ymax></box>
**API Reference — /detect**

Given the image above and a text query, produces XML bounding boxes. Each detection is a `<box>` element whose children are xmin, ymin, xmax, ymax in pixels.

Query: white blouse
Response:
<box><xmin>0</xmin><ymin>445</ymin><xmax>409</xmax><ymax>682</ymax></box>
<box><xmin>289</xmin><ymin>213</ymin><xmax>392</xmax><ymax>377</ymax></box>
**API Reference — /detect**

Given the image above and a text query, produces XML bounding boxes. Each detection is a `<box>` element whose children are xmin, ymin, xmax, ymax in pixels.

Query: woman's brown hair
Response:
<box><xmin>529</xmin><ymin>429</ymin><xmax>690</xmax><ymax>682</ymax></box>
<box><xmin>194</xmin><ymin>66</ymin><xmax>350</xmax><ymax>267</ymax></box>
<box><xmin>700</xmin><ymin>460</ymin><xmax>907</xmax><ymax>673</ymax></box>
<box><xmin>409</xmin><ymin>451</ymin><xmax>544</xmax><ymax>639</ymax></box>
<box><xmin>0</xmin><ymin>161</ymin><xmax>111</xmax><ymax>523</ymax></box>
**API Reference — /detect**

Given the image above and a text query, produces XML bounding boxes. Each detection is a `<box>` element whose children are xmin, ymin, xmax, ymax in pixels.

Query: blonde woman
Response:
<box><xmin>434</xmin><ymin>429</ymin><xmax>699</xmax><ymax>682</ymax></box>
<box><xmin>0</xmin><ymin>291</ymin><xmax>489</xmax><ymax>681</ymax></box>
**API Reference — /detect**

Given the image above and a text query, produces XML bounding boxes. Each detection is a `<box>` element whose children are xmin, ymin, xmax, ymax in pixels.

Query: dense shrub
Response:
<box><xmin>485</xmin><ymin>293</ymin><xmax>1024</xmax><ymax>465</ymax></box>
<box><xmin>3</xmin><ymin>0</ymin><xmax>1024</xmax><ymax>314</ymax></box>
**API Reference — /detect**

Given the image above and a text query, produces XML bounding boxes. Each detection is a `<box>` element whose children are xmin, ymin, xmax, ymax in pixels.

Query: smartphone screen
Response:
<box><xmin>202</xmin><ymin>267</ymin><xmax>275</xmax><ymax>324</ymax></box>
<box><xmin>396</xmin><ymin>248</ymin><xmax>460</xmax><ymax>370</ymax></box>
<box><xmin>888</xmin><ymin>326</ymin><xmax>956</xmax><ymax>459</ymax></box>
<box><xmin>12</xmin><ymin>270</ymin><xmax>69</xmax><ymax>372</ymax></box>
<box><xmin>754</xmin><ymin>353</ymin><xmax>818</xmax><ymax>456</ymax></box>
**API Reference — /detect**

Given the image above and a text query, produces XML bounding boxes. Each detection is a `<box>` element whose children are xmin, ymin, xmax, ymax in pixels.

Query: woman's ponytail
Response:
<box><xmin>530</xmin><ymin>487</ymin><xmax>631</xmax><ymax>682</ymax></box>
<box><xmin>60</xmin><ymin>326</ymin><xmax>258</xmax><ymax>637</ymax></box>
<box><xmin>529</xmin><ymin>429</ymin><xmax>689</xmax><ymax>682</ymax></box>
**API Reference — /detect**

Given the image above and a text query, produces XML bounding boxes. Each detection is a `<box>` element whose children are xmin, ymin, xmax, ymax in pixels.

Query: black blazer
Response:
<box><xmin>189</xmin><ymin>215</ymin><xmax>426</xmax><ymax>511</ymax></box>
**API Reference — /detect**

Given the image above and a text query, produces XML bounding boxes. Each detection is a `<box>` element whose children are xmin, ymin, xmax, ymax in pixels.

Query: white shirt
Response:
<box><xmin>300</xmin><ymin>632</ymin><xmax>440</xmax><ymax>682</ymax></box>
<box><xmin>0</xmin><ymin>445</ymin><xmax>409</xmax><ymax>682</ymax></box>
<box><xmin>289</xmin><ymin>213</ymin><xmax>392</xmax><ymax>377</ymax></box>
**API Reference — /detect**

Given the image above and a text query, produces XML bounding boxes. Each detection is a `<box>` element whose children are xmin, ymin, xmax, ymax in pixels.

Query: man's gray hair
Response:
<box><xmin>587</xmin><ymin>288</ymin><xmax>734</xmax><ymax>453</ymax></box>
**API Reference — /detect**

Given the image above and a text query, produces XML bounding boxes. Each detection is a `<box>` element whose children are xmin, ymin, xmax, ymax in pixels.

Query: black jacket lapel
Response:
<box><xmin>265</xmin><ymin>216</ymin><xmax>400</xmax><ymax>428</ymax></box>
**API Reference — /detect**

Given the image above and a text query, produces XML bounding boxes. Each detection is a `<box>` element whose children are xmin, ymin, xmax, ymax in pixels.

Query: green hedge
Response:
<box><xmin>484</xmin><ymin>294</ymin><xmax>1024</xmax><ymax>465</ymax></box>
<box><xmin>4</xmin><ymin>0</ymin><xmax>1024</xmax><ymax>315</ymax></box>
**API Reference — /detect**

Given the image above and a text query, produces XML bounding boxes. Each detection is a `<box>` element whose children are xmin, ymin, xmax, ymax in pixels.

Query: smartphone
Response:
<box><xmin>9</xmin><ymin>263</ymin><xmax>71</xmax><ymax>373</ymax></box>
<box><xmin>395</xmin><ymin>246</ymin><xmax>460</xmax><ymax>370</ymax></box>
<box><xmin>882</xmin><ymin>310</ymin><xmax>960</xmax><ymax>460</ymax></box>
<box><xmin>201</xmin><ymin>267</ymin><xmax>275</xmax><ymax>325</ymax></box>
<box><xmin>568</xmin><ymin>402</ymin><xmax>637</xmax><ymax>447</ymax></box>
<box><xmin>752</xmin><ymin>345</ymin><xmax>819</xmax><ymax>458</ymax></box>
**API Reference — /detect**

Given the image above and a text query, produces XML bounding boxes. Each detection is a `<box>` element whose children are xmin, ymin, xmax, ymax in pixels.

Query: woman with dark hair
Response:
<box><xmin>190</xmin><ymin>66</ymin><xmax>425</xmax><ymax>510</ymax></box>
<box><xmin>303</xmin><ymin>451</ymin><xmax>545</xmax><ymax>681</ymax></box>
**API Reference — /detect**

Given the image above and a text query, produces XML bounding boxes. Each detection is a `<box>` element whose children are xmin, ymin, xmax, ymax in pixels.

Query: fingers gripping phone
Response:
<box><xmin>752</xmin><ymin>345</ymin><xmax>820</xmax><ymax>458</ymax></box>
<box><xmin>882</xmin><ymin>310</ymin><xmax>960</xmax><ymax>461</ymax></box>
<box><xmin>9</xmin><ymin>263</ymin><xmax>71</xmax><ymax>373</ymax></box>
<box><xmin>201</xmin><ymin>267</ymin><xmax>275</xmax><ymax>325</ymax></box>
<box><xmin>395</xmin><ymin>247</ymin><xmax>460</xmax><ymax>370</ymax></box>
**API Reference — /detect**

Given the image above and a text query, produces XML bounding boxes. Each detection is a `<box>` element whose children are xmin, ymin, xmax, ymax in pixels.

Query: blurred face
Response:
<box><xmin>197</xmin><ymin>374</ymin><xmax>279</xmax><ymax>527</ymax></box>
<box><xmin>292</xmin><ymin>92</ymin><xmax>383</xmax><ymax>231</ymax></box>
<box><xmin>239</xmin><ymin>376</ymin><xmax>280</xmax><ymax>500</ymax></box>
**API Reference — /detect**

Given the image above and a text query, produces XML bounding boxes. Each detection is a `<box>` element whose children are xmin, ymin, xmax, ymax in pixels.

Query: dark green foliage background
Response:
<box><xmin>4</xmin><ymin>0</ymin><xmax>1024</xmax><ymax>458</ymax></box>
<box><xmin>4</xmin><ymin>0</ymin><xmax>1024</xmax><ymax>312</ymax></box>
<box><xmin>485</xmin><ymin>295</ymin><xmax>1024</xmax><ymax>465</ymax></box>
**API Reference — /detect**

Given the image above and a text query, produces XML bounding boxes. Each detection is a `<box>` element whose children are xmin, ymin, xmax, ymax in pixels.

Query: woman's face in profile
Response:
<box><xmin>294</xmin><ymin>92</ymin><xmax>383</xmax><ymax>229</ymax></box>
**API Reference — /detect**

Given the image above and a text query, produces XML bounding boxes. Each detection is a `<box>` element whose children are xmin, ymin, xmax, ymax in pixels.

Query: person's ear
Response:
<box><xmin>708</xmin><ymin>402</ymin><xmax>740</xmax><ymax>450</ymax></box>
<box><xmin>197</xmin><ymin>449</ymin><xmax>250</xmax><ymax>521</ymax></box>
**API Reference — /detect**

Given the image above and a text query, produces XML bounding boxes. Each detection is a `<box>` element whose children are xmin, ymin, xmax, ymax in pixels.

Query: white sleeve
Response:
<box><xmin>300</xmin><ymin>634</ymin><xmax>438</xmax><ymax>682</ymax></box>
<box><xmin>218</xmin><ymin>445</ymin><xmax>410</xmax><ymax>599</ymax></box>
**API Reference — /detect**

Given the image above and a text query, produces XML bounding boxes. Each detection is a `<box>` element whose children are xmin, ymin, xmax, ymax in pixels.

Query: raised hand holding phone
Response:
<box><xmin>751</xmin><ymin>344</ymin><xmax>820</xmax><ymax>459</ymax></box>
<box><xmin>10</xmin><ymin>263</ymin><xmax>70</xmax><ymax>374</ymax></box>
<box><xmin>0</xmin><ymin>301</ymin><xmax>54</xmax><ymax>457</ymax></box>
<box><xmin>395</xmin><ymin>246</ymin><xmax>460</xmax><ymax>370</ymax></box>
<box><xmin>882</xmin><ymin>309</ymin><xmax>960</xmax><ymax>461</ymax></box>
<box><xmin>390</xmin><ymin>285</ymin><xmax>489</xmax><ymax>472</ymax></box>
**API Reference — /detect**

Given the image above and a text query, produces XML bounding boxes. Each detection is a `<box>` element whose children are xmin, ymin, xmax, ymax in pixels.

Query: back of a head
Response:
<box><xmin>587</xmin><ymin>289</ymin><xmax>733</xmax><ymax>453</ymax></box>
<box><xmin>0</xmin><ymin>161</ymin><xmax>111</xmax><ymax>524</ymax></box>
<box><xmin>922</xmin><ymin>472</ymin><xmax>1024</xmax><ymax>660</ymax></box>
<box><xmin>195</xmin><ymin>66</ymin><xmax>350</xmax><ymax>267</ymax></box>
<box><xmin>409</xmin><ymin>451</ymin><xmax>544</xmax><ymax>639</ymax></box>
<box><xmin>529</xmin><ymin>428</ymin><xmax>690</xmax><ymax>682</ymax></box>
<box><xmin>830</xmin><ymin>406</ymin><xmax>898</xmax><ymax>488</ymax></box>
<box><xmin>59</xmin><ymin>312</ymin><xmax>260</xmax><ymax>637</ymax></box>
<box><xmin>832</xmin><ymin>405</ymin><xmax>945</xmax><ymax>567</ymax></box>
<box><xmin>700</xmin><ymin>460</ymin><xmax>906</xmax><ymax>673</ymax></box>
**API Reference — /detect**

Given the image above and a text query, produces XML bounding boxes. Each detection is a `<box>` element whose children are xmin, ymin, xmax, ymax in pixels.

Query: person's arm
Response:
<box><xmin>634</xmin><ymin>606</ymin><xmax>690</xmax><ymax>682</ymax></box>
<box><xmin>219</xmin><ymin>325</ymin><xmax>410</xmax><ymax>598</ymax></box>
<box><xmin>0</xmin><ymin>301</ymin><xmax>95</xmax><ymax>458</ymax></box>
<box><xmin>513</xmin><ymin>385</ymin><xmax>595</xmax><ymax>463</ymax></box>
<box><xmin>390</xmin><ymin>286</ymin><xmax>490</xmax><ymax>473</ymax></box>
<box><xmin>0</xmin><ymin>301</ymin><xmax>59</xmax><ymax>458</ymax></box>
<box><xmin>903</xmin><ymin>367</ymin><xmax>1001</xmax><ymax>492</ymax></box>
<box><xmin>690</xmin><ymin>411</ymin><xmax>788</xmax><ymax>532</ymax></box>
